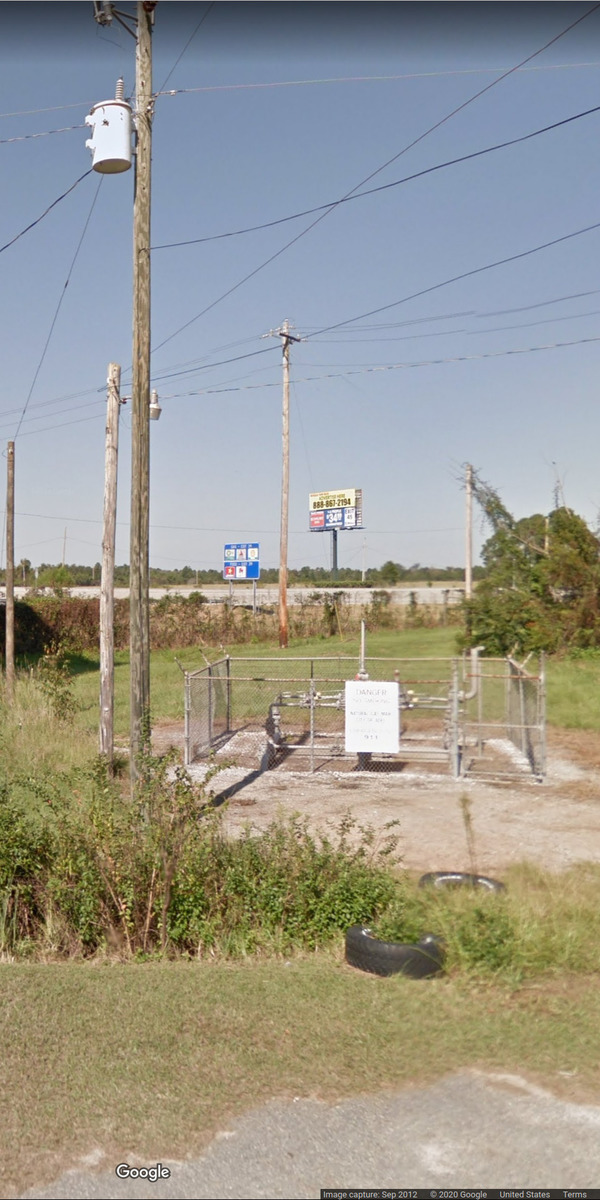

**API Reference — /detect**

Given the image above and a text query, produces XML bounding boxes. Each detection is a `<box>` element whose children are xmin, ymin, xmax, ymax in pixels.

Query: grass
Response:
<box><xmin>2</xmin><ymin>627</ymin><xmax>600</xmax><ymax>1195</ymax></box>
<box><xmin>2</xmin><ymin>952</ymin><xmax>600</xmax><ymax>1198</ymax></box>
<box><xmin>61</xmin><ymin>625</ymin><xmax>600</xmax><ymax>736</ymax></box>
<box><xmin>545</xmin><ymin>653</ymin><xmax>600</xmax><ymax>730</ymax></box>
<box><xmin>67</xmin><ymin>627</ymin><xmax>460</xmax><ymax>737</ymax></box>
<box><xmin>374</xmin><ymin>862</ymin><xmax>600</xmax><ymax>981</ymax></box>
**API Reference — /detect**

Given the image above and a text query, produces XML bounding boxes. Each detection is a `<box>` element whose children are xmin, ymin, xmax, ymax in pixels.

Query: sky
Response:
<box><xmin>1</xmin><ymin>0</ymin><xmax>600</xmax><ymax>576</ymax></box>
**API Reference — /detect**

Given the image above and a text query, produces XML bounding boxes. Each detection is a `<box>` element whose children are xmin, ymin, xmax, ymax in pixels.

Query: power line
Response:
<box><xmin>152</xmin><ymin>104</ymin><xmax>600</xmax><ymax>251</ymax></box>
<box><xmin>154</xmin><ymin>59</ymin><xmax>600</xmax><ymax>99</ymax></box>
<box><xmin>305</xmin><ymin>221</ymin><xmax>600</xmax><ymax>340</ymax></box>
<box><xmin>0</xmin><ymin>123</ymin><xmax>86</xmax><ymax>145</ymax></box>
<box><xmin>11</xmin><ymin>411</ymin><xmax>107</xmax><ymax>440</ymax></box>
<box><xmin>13</xmin><ymin>177</ymin><xmax>103</xmax><ymax>440</ymax></box>
<box><xmin>10</xmin><ymin>331</ymin><xmax>598</xmax><ymax>440</ymax></box>
<box><xmin>0</xmin><ymin>399</ymin><xmax>106</xmax><ymax>438</ymax></box>
<box><xmin>9</xmin><ymin>507</ymin><xmax>463</xmax><ymax>538</ymax></box>
<box><xmin>0</xmin><ymin>169</ymin><xmax>93</xmax><ymax>256</ymax></box>
<box><xmin>152</xmin><ymin>3</ymin><xmax>600</xmax><ymax>354</ymax></box>
<box><xmin>0</xmin><ymin>101</ymin><xmax>93</xmax><ymax>119</ymax></box>
<box><xmin>0</xmin><ymin>383</ymin><xmax>104</xmax><ymax>421</ymax></box>
<box><xmin>161</xmin><ymin>334</ymin><xmax>600</xmax><ymax>399</ymax></box>
<box><xmin>157</xmin><ymin>1</ymin><xmax>215</xmax><ymax>93</ymax></box>
<box><xmin>307</xmin><ymin>307</ymin><xmax>600</xmax><ymax>345</ymax></box>
<box><xmin>151</xmin><ymin>344</ymin><xmax>280</xmax><ymax>381</ymax></box>
<box><xmin>1</xmin><ymin>59</ymin><xmax>599</xmax><ymax>121</ymax></box>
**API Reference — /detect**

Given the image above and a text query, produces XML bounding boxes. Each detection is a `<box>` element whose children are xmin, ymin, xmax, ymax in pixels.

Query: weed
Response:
<box><xmin>35</xmin><ymin>643</ymin><xmax>78</xmax><ymax>723</ymax></box>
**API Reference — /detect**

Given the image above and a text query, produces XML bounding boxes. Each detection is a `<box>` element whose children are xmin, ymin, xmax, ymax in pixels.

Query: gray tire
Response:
<box><xmin>418</xmin><ymin>872</ymin><xmax>506</xmax><ymax>893</ymax></box>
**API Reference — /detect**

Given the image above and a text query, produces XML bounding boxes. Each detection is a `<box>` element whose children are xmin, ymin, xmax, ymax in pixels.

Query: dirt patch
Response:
<box><xmin>152</xmin><ymin>721</ymin><xmax>600</xmax><ymax>875</ymax></box>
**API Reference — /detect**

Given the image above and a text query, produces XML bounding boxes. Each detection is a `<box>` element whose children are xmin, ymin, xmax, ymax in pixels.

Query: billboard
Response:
<box><xmin>309</xmin><ymin>488</ymin><xmax>363</xmax><ymax>532</ymax></box>
<box><xmin>223</xmin><ymin>542</ymin><xmax>260</xmax><ymax>580</ymax></box>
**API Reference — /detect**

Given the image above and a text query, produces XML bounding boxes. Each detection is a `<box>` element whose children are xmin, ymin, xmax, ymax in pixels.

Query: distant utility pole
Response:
<box><xmin>99</xmin><ymin>363</ymin><xmax>122</xmax><ymax>771</ymax></box>
<box><xmin>130</xmin><ymin>0</ymin><xmax>155</xmax><ymax>774</ymax></box>
<box><xmin>465</xmin><ymin>462</ymin><xmax>473</xmax><ymax>599</ymax></box>
<box><xmin>268</xmin><ymin>320</ymin><xmax>301</xmax><ymax>649</ymax></box>
<box><xmin>5</xmin><ymin>442</ymin><xmax>15</xmax><ymax>702</ymax></box>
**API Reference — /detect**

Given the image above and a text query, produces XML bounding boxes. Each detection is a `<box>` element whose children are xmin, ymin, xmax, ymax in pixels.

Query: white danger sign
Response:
<box><xmin>344</xmin><ymin>680</ymin><xmax>400</xmax><ymax>754</ymax></box>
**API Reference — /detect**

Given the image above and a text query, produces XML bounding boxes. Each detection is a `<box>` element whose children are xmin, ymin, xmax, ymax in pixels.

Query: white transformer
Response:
<box><xmin>85</xmin><ymin>80</ymin><xmax>132</xmax><ymax>174</ymax></box>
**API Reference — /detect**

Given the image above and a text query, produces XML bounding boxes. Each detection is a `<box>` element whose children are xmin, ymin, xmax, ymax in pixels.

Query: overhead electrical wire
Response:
<box><xmin>152</xmin><ymin>104</ymin><xmax>600</xmax><ymax>250</ymax></box>
<box><xmin>10</xmin><ymin>315</ymin><xmax>600</xmax><ymax>439</ymax></box>
<box><xmin>150</xmin><ymin>344</ymin><xmax>280</xmax><ymax>382</ymax></box>
<box><xmin>0</xmin><ymin>169</ymin><xmax>93</xmax><ymax>256</ymax></box>
<box><xmin>0</xmin><ymin>383</ymin><xmax>104</xmax><ymax>421</ymax></box>
<box><xmin>2</xmin><ymin>59</ymin><xmax>599</xmax><ymax>120</ymax></box>
<box><xmin>305</xmin><ymin>220</ymin><xmax>600</xmax><ymax>341</ymax></box>
<box><xmin>311</xmin><ymin>307</ymin><xmax>600</xmax><ymax>345</ymax></box>
<box><xmin>13</xmin><ymin>176</ymin><xmax>103</xmax><ymax>440</ymax></box>
<box><xmin>6</xmin><ymin>278</ymin><xmax>599</xmax><ymax>437</ymax></box>
<box><xmin>152</xmin><ymin>2</ymin><xmax>600</xmax><ymax>355</ymax></box>
<box><xmin>11</xmin><ymin>410</ymin><xmax>107</xmax><ymax>440</ymax></box>
<box><xmin>159</xmin><ymin>335</ymin><xmax>600</xmax><ymax>400</ymax></box>
<box><xmin>154</xmin><ymin>59</ymin><xmax>600</xmax><ymax>98</ymax></box>
<box><xmin>0</xmin><ymin>123</ymin><xmax>86</xmax><ymax>145</ymax></box>
<box><xmin>157</xmin><ymin>1</ymin><xmax>215</xmax><ymax>93</ymax></box>
<box><xmin>312</xmin><ymin>289</ymin><xmax>600</xmax><ymax>332</ymax></box>
<box><xmin>9</xmin><ymin>507</ymin><xmax>463</xmax><ymax>538</ymax></box>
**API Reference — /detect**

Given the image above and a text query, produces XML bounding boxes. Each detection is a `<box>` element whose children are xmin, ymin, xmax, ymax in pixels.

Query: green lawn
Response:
<box><xmin>66</xmin><ymin>627</ymin><xmax>600</xmax><ymax>734</ymax></box>
<box><xmin>70</xmin><ymin>627</ymin><xmax>460</xmax><ymax>736</ymax></box>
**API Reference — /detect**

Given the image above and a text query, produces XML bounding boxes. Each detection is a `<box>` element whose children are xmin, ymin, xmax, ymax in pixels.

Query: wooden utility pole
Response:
<box><xmin>276</xmin><ymin>320</ymin><xmax>300</xmax><ymax>649</ymax></box>
<box><xmin>465</xmin><ymin>462</ymin><xmax>473</xmax><ymax>599</ymax></box>
<box><xmin>279</xmin><ymin>322</ymin><xmax>291</xmax><ymax>649</ymax></box>
<box><xmin>5</xmin><ymin>442</ymin><xmax>15</xmax><ymax>702</ymax></box>
<box><xmin>100</xmin><ymin>363</ymin><xmax>121</xmax><ymax>771</ymax></box>
<box><xmin>130</xmin><ymin>0</ymin><xmax>154</xmax><ymax>774</ymax></box>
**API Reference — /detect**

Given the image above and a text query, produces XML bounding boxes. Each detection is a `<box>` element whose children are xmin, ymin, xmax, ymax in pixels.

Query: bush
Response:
<box><xmin>0</xmin><ymin>752</ymin><xmax>401</xmax><ymax>959</ymax></box>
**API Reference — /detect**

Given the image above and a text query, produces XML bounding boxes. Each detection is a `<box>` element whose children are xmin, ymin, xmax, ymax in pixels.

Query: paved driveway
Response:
<box><xmin>22</xmin><ymin>1070</ymin><xmax>600</xmax><ymax>1198</ymax></box>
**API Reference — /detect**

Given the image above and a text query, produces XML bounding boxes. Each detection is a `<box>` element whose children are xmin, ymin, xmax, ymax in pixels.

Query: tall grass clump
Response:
<box><xmin>373</xmin><ymin>861</ymin><xmax>600</xmax><ymax>982</ymax></box>
<box><xmin>0</xmin><ymin>660</ymin><xmax>96</xmax><ymax>780</ymax></box>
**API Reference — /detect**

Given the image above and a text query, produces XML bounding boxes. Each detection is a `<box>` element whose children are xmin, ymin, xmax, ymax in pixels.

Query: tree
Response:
<box><xmin>464</xmin><ymin>470</ymin><xmax>600</xmax><ymax>654</ymax></box>
<box><xmin>379</xmin><ymin>560</ymin><xmax>400</xmax><ymax>585</ymax></box>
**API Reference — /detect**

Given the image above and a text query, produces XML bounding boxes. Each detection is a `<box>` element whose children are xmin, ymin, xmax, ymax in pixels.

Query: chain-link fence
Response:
<box><xmin>458</xmin><ymin>654</ymin><xmax>546</xmax><ymax>781</ymax></box>
<box><xmin>185</xmin><ymin>653</ymin><xmax>545</xmax><ymax>780</ymax></box>
<box><xmin>185</xmin><ymin>655</ymin><xmax>460</xmax><ymax>774</ymax></box>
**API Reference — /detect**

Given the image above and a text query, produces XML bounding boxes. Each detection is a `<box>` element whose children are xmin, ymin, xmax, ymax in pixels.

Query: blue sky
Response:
<box><xmin>1</xmin><ymin>1</ymin><xmax>600</xmax><ymax>575</ymax></box>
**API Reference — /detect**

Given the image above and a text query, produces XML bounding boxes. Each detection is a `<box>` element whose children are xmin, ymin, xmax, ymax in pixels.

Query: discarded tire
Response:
<box><xmin>345</xmin><ymin>925</ymin><xmax>445</xmax><ymax>978</ymax></box>
<box><xmin>418</xmin><ymin>872</ymin><xmax>506</xmax><ymax>893</ymax></box>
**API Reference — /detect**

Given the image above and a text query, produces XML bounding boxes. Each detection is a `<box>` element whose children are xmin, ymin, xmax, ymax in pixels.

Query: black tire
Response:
<box><xmin>418</xmin><ymin>871</ymin><xmax>506</xmax><ymax>893</ymax></box>
<box><xmin>345</xmin><ymin>925</ymin><xmax>445</xmax><ymax>978</ymax></box>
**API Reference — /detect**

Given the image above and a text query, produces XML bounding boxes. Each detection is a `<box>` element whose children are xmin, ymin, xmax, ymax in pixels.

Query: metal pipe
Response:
<box><xmin>459</xmin><ymin>645</ymin><xmax>485</xmax><ymax>701</ymax></box>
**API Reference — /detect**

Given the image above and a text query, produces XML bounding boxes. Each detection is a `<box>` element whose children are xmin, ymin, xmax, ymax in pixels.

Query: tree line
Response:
<box><xmin>0</xmin><ymin>560</ymin><xmax>478</xmax><ymax>588</ymax></box>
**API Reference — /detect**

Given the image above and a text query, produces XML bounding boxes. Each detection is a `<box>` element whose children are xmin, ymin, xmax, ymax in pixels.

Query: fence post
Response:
<box><xmin>184</xmin><ymin>672</ymin><xmax>190</xmax><ymax>765</ymax></box>
<box><xmin>226</xmin><ymin>655</ymin><xmax>231</xmax><ymax>734</ymax></box>
<box><xmin>539</xmin><ymin>652</ymin><xmax>546</xmax><ymax>779</ymax></box>
<box><xmin>450</xmin><ymin>659</ymin><xmax>461</xmax><ymax>778</ymax></box>
<box><xmin>519</xmin><ymin>673</ymin><xmax>526</xmax><ymax>756</ymax></box>
<box><xmin>309</xmin><ymin>676</ymin><xmax>315</xmax><ymax>774</ymax></box>
<box><xmin>208</xmin><ymin>666</ymin><xmax>213</xmax><ymax>747</ymax></box>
